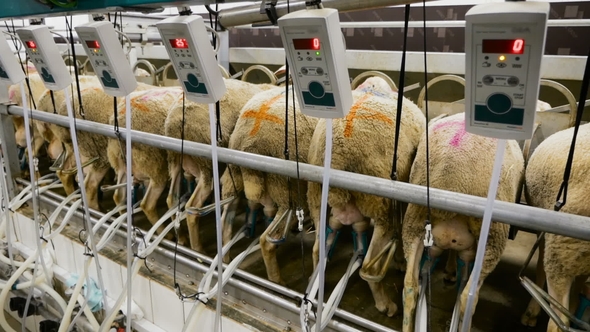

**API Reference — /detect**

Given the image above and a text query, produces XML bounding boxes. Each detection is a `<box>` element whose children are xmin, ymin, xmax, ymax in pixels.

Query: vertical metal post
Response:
<box><xmin>217</xmin><ymin>30</ymin><xmax>230</xmax><ymax>73</ymax></box>
<box><xmin>0</xmin><ymin>105</ymin><xmax>19</xmax><ymax>200</ymax></box>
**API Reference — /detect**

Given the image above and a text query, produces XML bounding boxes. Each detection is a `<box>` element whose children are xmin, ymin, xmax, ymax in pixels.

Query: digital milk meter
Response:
<box><xmin>16</xmin><ymin>26</ymin><xmax>72</xmax><ymax>91</ymax></box>
<box><xmin>75</xmin><ymin>21</ymin><xmax>138</xmax><ymax>97</ymax></box>
<box><xmin>156</xmin><ymin>15</ymin><xmax>226</xmax><ymax>103</ymax></box>
<box><xmin>278</xmin><ymin>8</ymin><xmax>352</xmax><ymax>118</ymax></box>
<box><xmin>465</xmin><ymin>1</ymin><xmax>549</xmax><ymax>140</ymax></box>
<box><xmin>0</xmin><ymin>37</ymin><xmax>25</xmax><ymax>85</ymax></box>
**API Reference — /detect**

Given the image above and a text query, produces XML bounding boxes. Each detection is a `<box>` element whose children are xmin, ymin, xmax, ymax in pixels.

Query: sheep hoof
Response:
<box><xmin>520</xmin><ymin>311</ymin><xmax>538</xmax><ymax>327</ymax></box>
<box><xmin>375</xmin><ymin>300</ymin><xmax>398</xmax><ymax>317</ymax></box>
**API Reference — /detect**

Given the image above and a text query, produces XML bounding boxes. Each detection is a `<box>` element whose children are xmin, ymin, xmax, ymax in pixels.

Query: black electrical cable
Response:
<box><xmin>554</xmin><ymin>45</ymin><xmax>590</xmax><ymax>212</ymax></box>
<box><xmin>65</xmin><ymin>15</ymin><xmax>85</xmax><ymax>118</ymax></box>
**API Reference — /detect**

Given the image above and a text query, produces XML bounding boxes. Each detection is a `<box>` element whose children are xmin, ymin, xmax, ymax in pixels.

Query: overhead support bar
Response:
<box><xmin>4</xmin><ymin>104</ymin><xmax>590</xmax><ymax>242</ymax></box>
<box><xmin>217</xmin><ymin>0</ymin><xmax>437</xmax><ymax>29</ymax></box>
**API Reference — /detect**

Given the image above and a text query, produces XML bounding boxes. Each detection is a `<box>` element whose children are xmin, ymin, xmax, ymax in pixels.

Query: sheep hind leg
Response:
<box><xmin>545</xmin><ymin>271</ymin><xmax>574</xmax><ymax>332</ymax></box>
<box><xmin>85</xmin><ymin>166</ymin><xmax>109</xmax><ymax>212</ymax></box>
<box><xmin>521</xmin><ymin>236</ymin><xmax>545</xmax><ymax>327</ymax></box>
<box><xmin>184</xmin><ymin>179</ymin><xmax>212</xmax><ymax>253</ymax></box>
<box><xmin>360</xmin><ymin>219</ymin><xmax>398</xmax><ymax>317</ymax></box>
<box><xmin>402</xmin><ymin>237</ymin><xmax>423</xmax><ymax>332</ymax></box>
<box><xmin>260</xmin><ymin>206</ymin><xmax>296</xmax><ymax>286</ymax></box>
<box><xmin>140</xmin><ymin>181</ymin><xmax>172</xmax><ymax>241</ymax></box>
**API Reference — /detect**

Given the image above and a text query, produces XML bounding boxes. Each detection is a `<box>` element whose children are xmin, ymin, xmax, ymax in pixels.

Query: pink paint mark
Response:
<box><xmin>137</xmin><ymin>88</ymin><xmax>178</xmax><ymax>101</ymax></box>
<box><xmin>432</xmin><ymin>119</ymin><xmax>468</xmax><ymax>147</ymax></box>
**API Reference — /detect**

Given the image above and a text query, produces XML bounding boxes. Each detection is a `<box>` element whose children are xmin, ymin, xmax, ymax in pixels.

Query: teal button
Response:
<box><xmin>486</xmin><ymin>93</ymin><xmax>512</xmax><ymax>115</ymax></box>
<box><xmin>308</xmin><ymin>81</ymin><xmax>325</xmax><ymax>98</ymax></box>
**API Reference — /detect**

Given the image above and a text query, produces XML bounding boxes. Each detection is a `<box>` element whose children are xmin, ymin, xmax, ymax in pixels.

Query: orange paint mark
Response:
<box><xmin>343</xmin><ymin>94</ymin><xmax>393</xmax><ymax>138</ymax></box>
<box><xmin>241</xmin><ymin>94</ymin><xmax>284</xmax><ymax>136</ymax></box>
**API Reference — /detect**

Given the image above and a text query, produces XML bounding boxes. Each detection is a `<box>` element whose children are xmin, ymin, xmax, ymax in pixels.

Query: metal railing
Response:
<box><xmin>3</xmin><ymin>104</ymin><xmax>590</xmax><ymax>242</ymax></box>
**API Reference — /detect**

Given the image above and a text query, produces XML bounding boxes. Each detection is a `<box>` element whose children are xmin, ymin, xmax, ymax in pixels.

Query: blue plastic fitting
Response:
<box><xmin>456</xmin><ymin>257</ymin><xmax>475</xmax><ymax>291</ymax></box>
<box><xmin>325</xmin><ymin>225</ymin><xmax>341</xmax><ymax>260</ymax></box>
<box><xmin>351</xmin><ymin>230</ymin><xmax>368</xmax><ymax>257</ymax></box>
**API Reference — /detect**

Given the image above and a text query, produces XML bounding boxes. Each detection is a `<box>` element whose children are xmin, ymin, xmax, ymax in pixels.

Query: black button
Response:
<box><xmin>507</xmin><ymin>76</ymin><xmax>519</xmax><ymax>86</ymax></box>
<box><xmin>483</xmin><ymin>75</ymin><xmax>494</xmax><ymax>85</ymax></box>
<box><xmin>486</xmin><ymin>93</ymin><xmax>512</xmax><ymax>114</ymax></box>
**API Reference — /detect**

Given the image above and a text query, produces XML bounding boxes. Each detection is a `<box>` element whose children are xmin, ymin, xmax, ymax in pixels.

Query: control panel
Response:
<box><xmin>75</xmin><ymin>21</ymin><xmax>138</xmax><ymax>97</ymax></box>
<box><xmin>278</xmin><ymin>8</ymin><xmax>352</xmax><ymax>118</ymax></box>
<box><xmin>465</xmin><ymin>1</ymin><xmax>549</xmax><ymax>140</ymax></box>
<box><xmin>156</xmin><ymin>15</ymin><xmax>226</xmax><ymax>103</ymax></box>
<box><xmin>0</xmin><ymin>37</ymin><xmax>25</xmax><ymax>85</ymax></box>
<box><xmin>15</xmin><ymin>26</ymin><xmax>72</xmax><ymax>91</ymax></box>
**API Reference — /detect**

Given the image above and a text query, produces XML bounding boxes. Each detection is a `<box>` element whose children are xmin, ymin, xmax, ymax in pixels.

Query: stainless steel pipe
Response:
<box><xmin>4</xmin><ymin>104</ymin><xmax>590</xmax><ymax>242</ymax></box>
<box><xmin>217</xmin><ymin>0</ymin><xmax>437</xmax><ymax>29</ymax></box>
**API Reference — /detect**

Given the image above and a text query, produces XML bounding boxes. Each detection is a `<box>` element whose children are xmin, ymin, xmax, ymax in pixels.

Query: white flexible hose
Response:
<box><xmin>63</xmin><ymin>88</ymin><xmax>107</xmax><ymax>329</ymax></box>
<box><xmin>316</xmin><ymin>118</ymin><xmax>333</xmax><ymax>332</ymax></box>
<box><xmin>0</xmin><ymin>153</ymin><xmax>16</xmax><ymax>269</ymax></box>
<box><xmin>0</xmin><ymin>245</ymin><xmax>40</xmax><ymax>332</ymax></box>
<box><xmin>124</xmin><ymin>94</ymin><xmax>134</xmax><ymax>332</ymax></box>
<box><xmin>208</xmin><ymin>102</ymin><xmax>225</xmax><ymax>332</ymax></box>
<box><xmin>58</xmin><ymin>257</ymin><xmax>92</xmax><ymax>332</ymax></box>
<box><xmin>310</xmin><ymin>253</ymin><xmax>362</xmax><ymax>331</ymax></box>
<box><xmin>20</xmin><ymin>81</ymin><xmax>53</xmax><ymax>332</ymax></box>
<box><xmin>459</xmin><ymin>139</ymin><xmax>506</xmax><ymax>332</ymax></box>
<box><xmin>98</xmin><ymin>204</ymin><xmax>185</xmax><ymax>332</ymax></box>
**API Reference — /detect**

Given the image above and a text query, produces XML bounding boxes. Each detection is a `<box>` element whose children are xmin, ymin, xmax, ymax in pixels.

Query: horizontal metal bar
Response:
<box><xmin>229</xmin><ymin>47</ymin><xmax>588</xmax><ymax>81</ymax></box>
<box><xmin>21</xmin><ymin>178</ymin><xmax>391</xmax><ymax>332</ymax></box>
<box><xmin>5</xmin><ymin>105</ymin><xmax>590</xmax><ymax>242</ymax></box>
<box><xmin>233</xmin><ymin>18</ymin><xmax>590</xmax><ymax>29</ymax></box>
<box><xmin>217</xmin><ymin>0</ymin><xmax>437</xmax><ymax>28</ymax></box>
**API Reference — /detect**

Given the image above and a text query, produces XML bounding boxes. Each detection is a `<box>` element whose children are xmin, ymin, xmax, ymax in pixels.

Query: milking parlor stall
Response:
<box><xmin>0</xmin><ymin>0</ymin><xmax>589</xmax><ymax>331</ymax></box>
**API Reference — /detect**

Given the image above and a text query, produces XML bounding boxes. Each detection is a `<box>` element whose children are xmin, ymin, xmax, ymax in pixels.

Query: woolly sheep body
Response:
<box><xmin>164</xmin><ymin>79</ymin><xmax>271</xmax><ymax>250</ymax></box>
<box><xmin>49</xmin><ymin>81</ymin><xmax>153</xmax><ymax>208</ymax></box>
<box><xmin>520</xmin><ymin>123</ymin><xmax>590</xmax><ymax>332</ymax></box>
<box><xmin>219</xmin><ymin>85</ymin><xmax>318</xmax><ymax>283</ymax></box>
<box><xmin>401</xmin><ymin>112</ymin><xmax>525</xmax><ymax>332</ymax></box>
<box><xmin>107</xmin><ymin>87</ymin><xmax>184</xmax><ymax>238</ymax></box>
<box><xmin>307</xmin><ymin>77</ymin><xmax>426</xmax><ymax>317</ymax></box>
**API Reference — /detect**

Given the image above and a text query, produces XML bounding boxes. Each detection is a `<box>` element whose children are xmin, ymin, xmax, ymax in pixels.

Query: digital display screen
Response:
<box><xmin>85</xmin><ymin>40</ymin><xmax>101</xmax><ymax>49</ymax></box>
<box><xmin>293</xmin><ymin>38</ymin><xmax>320</xmax><ymax>50</ymax></box>
<box><xmin>170</xmin><ymin>38</ymin><xmax>189</xmax><ymax>49</ymax></box>
<box><xmin>25</xmin><ymin>41</ymin><xmax>37</xmax><ymax>49</ymax></box>
<box><xmin>482</xmin><ymin>39</ymin><xmax>525</xmax><ymax>54</ymax></box>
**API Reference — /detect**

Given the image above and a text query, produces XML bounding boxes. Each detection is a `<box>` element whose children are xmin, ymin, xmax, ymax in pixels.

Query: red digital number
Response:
<box><xmin>171</xmin><ymin>38</ymin><xmax>189</xmax><ymax>49</ymax></box>
<box><xmin>512</xmin><ymin>39</ymin><xmax>524</xmax><ymax>53</ymax></box>
<box><xmin>25</xmin><ymin>41</ymin><xmax>37</xmax><ymax>49</ymax></box>
<box><xmin>312</xmin><ymin>38</ymin><xmax>320</xmax><ymax>50</ymax></box>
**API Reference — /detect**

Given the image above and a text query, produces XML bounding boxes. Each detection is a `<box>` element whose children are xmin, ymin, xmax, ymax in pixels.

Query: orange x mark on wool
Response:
<box><xmin>343</xmin><ymin>94</ymin><xmax>394</xmax><ymax>138</ymax></box>
<box><xmin>241</xmin><ymin>94</ymin><xmax>284</xmax><ymax>136</ymax></box>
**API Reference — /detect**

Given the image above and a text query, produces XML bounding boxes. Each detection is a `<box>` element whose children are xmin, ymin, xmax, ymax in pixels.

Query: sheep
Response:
<box><xmin>47</xmin><ymin>81</ymin><xmax>154</xmax><ymax>209</ymax></box>
<box><xmin>164</xmin><ymin>78</ymin><xmax>271</xmax><ymax>250</ymax></box>
<box><xmin>520</xmin><ymin>123</ymin><xmax>590</xmax><ymax>332</ymax></box>
<box><xmin>8</xmin><ymin>73</ymin><xmax>47</xmax><ymax>157</ymax></box>
<box><xmin>35</xmin><ymin>75</ymin><xmax>101</xmax><ymax>160</ymax></box>
<box><xmin>107</xmin><ymin>86</ymin><xmax>184</xmax><ymax>239</ymax></box>
<box><xmin>218</xmin><ymin>84</ymin><xmax>318</xmax><ymax>283</ymax></box>
<box><xmin>400</xmin><ymin>111</ymin><xmax>525</xmax><ymax>331</ymax></box>
<box><xmin>306</xmin><ymin>76</ymin><xmax>426</xmax><ymax>317</ymax></box>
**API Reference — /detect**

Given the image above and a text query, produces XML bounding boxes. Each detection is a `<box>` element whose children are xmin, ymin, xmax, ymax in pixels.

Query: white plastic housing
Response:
<box><xmin>16</xmin><ymin>26</ymin><xmax>72</xmax><ymax>91</ymax></box>
<box><xmin>156</xmin><ymin>15</ymin><xmax>226</xmax><ymax>103</ymax></box>
<box><xmin>0</xmin><ymin>38</ymin><xmax>25</xmax><ymax>85</ymax></box>
<box><xmin>278</xmin><ymin>8</ymin><xmax>352</xmax><ymax>118</ymax></box>
<box><xmin>1</xmin><ymin>83</ymin><xmax>8</xmax><ymax>104</ymax></box>
<box><xmin>75</xmin><ymin>21</ymin><xmax>138</xmax><ymax>97</ymax></box>
<box><xmin>465</xmin><ymin>1</ymin><xmax>549</xmax><ymax>140</ymax></box>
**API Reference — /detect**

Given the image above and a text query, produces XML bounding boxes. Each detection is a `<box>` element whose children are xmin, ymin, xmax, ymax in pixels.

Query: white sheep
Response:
<box><xmin>164</xmin><ymin>78</ymin><xmax>272</xmax><ymax>250</ymax></box>
<box><xmin>218</xmin><ymin>84</ymin><xmax>318</xmax><ymax>282</ymax></box>
<box><xmin>401</xmin><ymin>112</ymin><xmax>525</xmax><ymax>331</ymax></box>
<box><xmin>520</xmin><ymin>123</ymin><xmax>590</xmax><ymax>332</ymax></box>
<box><xmin>107</xmin><ymin>87</ymin><xmax>184</xmax><ymax>239</ymax></box>
<box><xmin>48</xmin><ymin>81</ymin><xmax>153</xmax><ymax>209</ymax></box>
<box><xmin>307</xmin><ymin>76</ymin><xmax>425</xmax><ymax>317</ymax></box>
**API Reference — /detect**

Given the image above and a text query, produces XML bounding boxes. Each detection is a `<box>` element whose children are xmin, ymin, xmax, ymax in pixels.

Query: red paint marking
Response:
<box><xmin>432</xmin><ymin>119</ymin><xmax>468</xmax><ymax>147</ymax></box>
